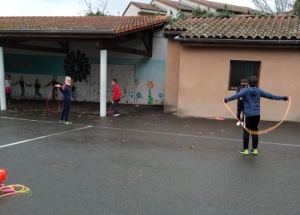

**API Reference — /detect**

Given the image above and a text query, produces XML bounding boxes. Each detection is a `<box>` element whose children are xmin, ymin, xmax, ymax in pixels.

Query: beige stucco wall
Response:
<box><xmin>164</xmin><ymin>38</ymin><xmax>181</xmax><ymax>112</ymax></box>
<box><xmin>177</xmin><ymin>46</ymin><xmax>300</xmax><ymax>122</ymax></box>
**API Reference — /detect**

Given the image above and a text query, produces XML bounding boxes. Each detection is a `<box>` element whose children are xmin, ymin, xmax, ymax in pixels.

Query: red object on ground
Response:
<box><xmin>0</xmin><ymin>169</ymin><xmax>8</xmax><ymax>185</ymax></box>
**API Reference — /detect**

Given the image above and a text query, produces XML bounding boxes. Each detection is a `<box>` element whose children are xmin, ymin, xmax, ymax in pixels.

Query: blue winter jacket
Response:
<box><xmin>59</xmin><ymin>84</ymin><xmax>71</xmax><ymax>102</ymax></box>
<box><xmin>225</xmin><ymin>87</ymin><xmax>284</xmax><ymax>116</ymax></box>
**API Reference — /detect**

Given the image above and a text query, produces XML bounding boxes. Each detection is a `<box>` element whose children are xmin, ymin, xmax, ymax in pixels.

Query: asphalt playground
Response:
<box><xmin>0</xmin><ymin>100</ymin><xmax>300</xmax><ymax>215</ymax></box>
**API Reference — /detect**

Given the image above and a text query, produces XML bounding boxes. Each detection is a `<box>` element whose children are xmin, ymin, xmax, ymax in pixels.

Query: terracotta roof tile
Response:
<box><xmin>187</xmin><ymin>0</ymin><xmax>256</xmax><ymax>13</ymax></box>
<box><xmin>166</xmin><ymin>15</ymin><xmax>300</xmax><ymax>39</ymax></box>
<box><xmin>154</xmin><ymin>0</ymin><xmax>194</xmax><ymax>11</ymax></box>
<box><xmin>0</xmin><ymin>16</ymin><xmax>168</xmax><ymax>35</ymax></box>
<box><xmin>131</xmin><ymin>2</ymin><xmax>167</xmax><ymax>12</ymax></box>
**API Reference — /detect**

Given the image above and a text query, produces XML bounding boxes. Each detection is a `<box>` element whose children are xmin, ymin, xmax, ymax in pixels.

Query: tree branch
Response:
<box><xmin>253</xmin><ymin>0</ymin><xmax>295</xmax><ymax>14</ymax></box>
<box><xmin>80</xmin><ymin>0</ymin><xmax>109</xmax><ymax>16</ymax></box>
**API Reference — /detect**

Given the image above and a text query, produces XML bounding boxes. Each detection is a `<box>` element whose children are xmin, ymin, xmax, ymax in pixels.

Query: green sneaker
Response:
<box><xmin>250</xmin><ymin>149</ymin><xmax>258</xmax><ymax>155</ymax></box>
<box><xmin>59</xmin><ymin>120</ymin><xmax>64</xmax><ymax>124</ymax></box>
<box><xmin>63</xmin><ymin>121</ymin><xmax>72</xmax><ymax>125</ymax></box>
<box><xmin>239</xmin><ymin>149</ymin><xmax>249</xmax><ymax>155</ymax></box>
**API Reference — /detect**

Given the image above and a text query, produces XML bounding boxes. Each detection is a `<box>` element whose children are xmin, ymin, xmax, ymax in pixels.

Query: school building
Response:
<box><xmin>0</xmin><ymin>16</ymin><xmax>167</xmax><ymax>116</ymax></box>
<box><xmin>164</xmin><ymin>15</ymin><xmax>300</xmax><ymax>122</ymax></box>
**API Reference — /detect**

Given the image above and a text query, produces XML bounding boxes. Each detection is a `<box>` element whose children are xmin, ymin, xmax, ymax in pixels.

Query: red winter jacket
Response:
<box><xmin>112</xmin><ymin>84</ymin><xmax>121</xmax><ymax>101</ymax></box>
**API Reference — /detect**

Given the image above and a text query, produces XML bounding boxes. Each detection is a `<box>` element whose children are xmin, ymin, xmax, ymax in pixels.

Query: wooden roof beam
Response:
<box><xmin>97</xmin><ymin>43</ymin><xmax>152</xmax><ymax>57</ymax></box>
<box><xmin>0</xmin><ymin>42</ymin><xmax>68</xmax><ymax>53</ymax></box>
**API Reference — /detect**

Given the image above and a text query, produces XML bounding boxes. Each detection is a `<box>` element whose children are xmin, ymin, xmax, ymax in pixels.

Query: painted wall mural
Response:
<box><xmin>70</xmin><ymin>78</ymin><xmax>91</xmax><ymax>101</ymax></box>
<box><xmin>135</xmin><ymin>80</ymin><xmax>165</xmax><ymax>105</ymax></box>
<box><xmin>64</xmin><ymin>50</ymin><xmax>90</xmax><ymax>82</ymax></box>
<box><xmin>147</xmin><ymin>81</ymin><xmax>154</xmax><ymax>104</ymax></box>
<box><xmin>7</xmin><ymin>73</ymin><xmax>63</xmax><ymax>99</ymax></box>
<box><xmin>10</xmin><ymin>60</ymin><xmax>34</xmax><ymax>68</ymax></box>
<box><xmin>90</xmin><ymin>64</ymin><xmax>135</xmax><ymax>104</ymax></box>
<box><xmin>4</xmin><ymin>53</ymin><xmax>166</xmax><ymax>105</ymax></box>
<box><xmin>4</xmin><ymin>53</ymin><xmax>65</xmax><ymax>75</ymax></box>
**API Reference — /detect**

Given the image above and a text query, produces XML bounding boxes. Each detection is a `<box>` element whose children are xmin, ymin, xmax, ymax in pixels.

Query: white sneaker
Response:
<box><xmin>236</xmin><ymin>122</ymin><xmax>240</xmax><ymax>126</ymax></box>
<box><xmin>114</xmin><ymin>114</ymin><xmax>120</xmax><ymax>117</ymax></box>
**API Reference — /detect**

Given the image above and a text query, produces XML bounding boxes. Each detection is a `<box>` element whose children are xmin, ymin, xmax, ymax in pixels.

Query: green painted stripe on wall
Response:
<box><xmin>4</xmin><ymin>54</ymin><xmax>166</xmax><ymax>82</ymax></box>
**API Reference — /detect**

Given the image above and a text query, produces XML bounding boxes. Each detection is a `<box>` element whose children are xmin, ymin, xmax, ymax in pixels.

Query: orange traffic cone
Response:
<box><xmin>0</xmin><ymin>169</ymin><xmax>8</xmax><ymax>185</ymax></box>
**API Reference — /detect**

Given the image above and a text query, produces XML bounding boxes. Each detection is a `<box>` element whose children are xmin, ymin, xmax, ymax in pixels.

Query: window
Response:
<box><xmin>229</xmin><ymin>60</ymin><xmax>261</xmax><ymax>91</ymax></box>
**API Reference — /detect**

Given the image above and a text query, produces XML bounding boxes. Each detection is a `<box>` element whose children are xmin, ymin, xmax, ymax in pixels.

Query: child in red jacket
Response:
<box><xmin>111</xmin><ymin>79</ymin><xmax>121</xmax><ymax>117</ymax></box>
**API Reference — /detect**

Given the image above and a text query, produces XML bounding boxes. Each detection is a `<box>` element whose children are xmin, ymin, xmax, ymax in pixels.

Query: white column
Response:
<box><xmin>0</xmin><ymin>47</ymin><xmax>6</xmax><ymax>111</ymax></box>
<box><xmin>100</xmin><ymin>50</ymin><xmax>107</xmax><ymax>117</ymax></box>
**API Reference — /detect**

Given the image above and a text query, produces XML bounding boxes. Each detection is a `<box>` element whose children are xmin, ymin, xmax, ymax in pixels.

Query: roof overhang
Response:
<box><xmin>0</xmin><ymin>23</ymin><xmax>166</xmax><ymax>56</ymax></box>
<box><xmin>0</xmin><ymin>22</ymin><xmax>166</xmax><ymax>41</ymax></box>
<box><xmin>138</xmin><ymin>11</ymin><xmax>167</xmax><ymax>16</ymax></box>
<box><xmin>174</xmin><ymin>37</ymin><xmax>300</xmax><ymax>48</ymax></box>
<box><xmin>163</xmin><ymin>30</ymin><xmax>185</xmax><ymax>37</ymax></box>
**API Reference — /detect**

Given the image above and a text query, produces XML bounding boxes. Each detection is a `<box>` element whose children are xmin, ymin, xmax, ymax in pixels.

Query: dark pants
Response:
<box><xmin>21</xmin><ymin>87</ymin><xmax>25</xmax><ymax>98</ymax></box>
<box><xmin>243</xmin><ymin>115</ymin><xmax>260</xmax><ymax>150</ymax></box>
<box><xmin>6</xmin><ymin>93</ymin><xmax>11</xmax><ymax>101</ymax></box>
<box><xmin>237</xmin><ymin>101</ymin><xmax>244</xmax><ymax>121</ymax></box>
<box><xmin>60</xmin><ymin>101</ymin><xmax>71</xmax><ymax>121</ymax></box>
<box><xmin>34</xmin><ymin>89</ymin><xmax>41</xmax><ymax>98</ymax></box>
<box><xmin>113</xmin><ymin>99</ymin><xmax>120</xmax><ymax>114</ymax></box>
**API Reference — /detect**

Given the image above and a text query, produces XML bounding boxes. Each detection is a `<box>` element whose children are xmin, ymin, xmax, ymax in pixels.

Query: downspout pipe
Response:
<box><xmin>174</xmin><ymin>36</ymin><xmax>300</xmax><ymax>45</ymax></box>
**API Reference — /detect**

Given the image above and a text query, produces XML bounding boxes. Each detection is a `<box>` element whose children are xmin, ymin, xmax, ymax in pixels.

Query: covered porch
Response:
<box><xmin>0</xmin><ymin>16</ymin><xmax>167</xmax><ymax>116</ymax></box>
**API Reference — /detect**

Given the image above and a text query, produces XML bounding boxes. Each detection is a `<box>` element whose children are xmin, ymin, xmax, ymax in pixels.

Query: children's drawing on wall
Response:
<box><xmin>90</xmin><ymin>64</ymin><xmax>100</xmax><ymax>102</ymax></box>
<box><xmin>121</xmin><ymin>81</ymin><xmax>134</xmax><ymax>104</ymax></box>
<box><xmin>44</xmin><ymin>75</ymin><xmax>60</xmax><ymax>101</ymax></box>
<box><xmin>63</xmin><ymin>50</ymin><xmax>91</xmax><ymax>101</ymax></box>
<box><xmin>159</xmin><ymin>88</ymin><xmax>165</xmax><ymax>104</ymax></box>
<box><xmin>136</xmin><ymin>92</ymin><xmax>143</xmax><ymax>102</ymax></box>
<box><xmin>91</xmin><ymin>81</ymin><xmax>100</xmax><ymax>102</ymax></box>
<box><xmin>134</xmin><ymin>78</ymin><xmax>142</xmax><ymax>104</ymax></box>
<box><xmin>64</xmin><ymin>50</ymin><xmax>90</xmax><ymax>82</ymax></box>
<box><xmin>74</xmin><ymin>78</ymin><xmax>90</xmax><ymax>101</ymax></box>
<box><xmin>90</xmin><ymin>64</ymin><xmax>134</xmax><ymax>103</ymax></box>
<box><xmin>6</xmin><ymin>74</ymin><xmax>52</xmax><ymax>100</ymax></box>
<box><xmin>5</xmin><ymin>74</ymin><xmax>12</xmax><ymax>105</ymax></box>
<box><xmin>13</xmin><ymin>76</ymin><xmax>27</xmax><ymax>99</ymax></box>
<box><xmin>135</xmin><ymin>80</ymin><xmax>165</xmax><ymax>105</ymax></box>
<box><xmin>27</xmin><ymin>79</ymin><xmax>43</xmax><ymax>99</ymax></box>
<box><xmin>147</xmin><ymin>81</ymin><xmax>154</xmax><ymax>104</ymax></box>
<box><xmin>70</xmin><ymin>80</ymin><xmax>77</xmax><ymax>101</ymax></box>
<box><xmin>133</xmin><ymin>59</ymin><xmax>165</xmax><ymax>105</ymax></box>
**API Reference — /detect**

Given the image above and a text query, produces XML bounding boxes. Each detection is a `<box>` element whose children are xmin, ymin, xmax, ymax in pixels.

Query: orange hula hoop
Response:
<box><xmin>223</xmin><ymin>98</ymin><xmax>291</xmax><ymax>135</ymax></box>
<box><xmin>46</xmin><ymin>86</ymin><xmax>61</xmax><ymax>115</ymax></box>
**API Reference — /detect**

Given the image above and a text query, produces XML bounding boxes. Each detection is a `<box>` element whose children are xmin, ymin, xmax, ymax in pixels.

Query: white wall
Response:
<box><xmin>123</xmin><ymin>4</ymin><xmax>166</xmax><ymax>16</ymax></box>
<box><xmin>123</xmin><ymin>4</ymin><xmax>140</xmax><ymax>16</ymax></box>
<box><xmin>179</xmin><ymin>0</ymin><xmax>217</xmax><ymax>12</ymax></box>
<box><xmin>152</xmin><ymin>0</ymin><xmax>178</xmax><ymax>16</ymax></box>
<box><xmin>90</xmin><ymin>64</ymin><xmax>135</xmax><ymax>103</ymax></box>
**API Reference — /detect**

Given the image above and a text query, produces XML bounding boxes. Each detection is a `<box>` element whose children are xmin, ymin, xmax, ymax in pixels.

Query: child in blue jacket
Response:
<box><xmin>223</xmin><ymin>76</ymin><xmax>290</xmax><ymax>155</ymax></box>
<box><xmin>55</xmin><ymin>76</ymin><xmax>72</xmax><ymax>125</ymax></box>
